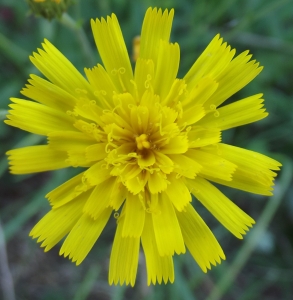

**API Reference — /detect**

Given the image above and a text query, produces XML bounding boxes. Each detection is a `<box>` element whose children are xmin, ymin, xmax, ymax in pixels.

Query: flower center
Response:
<box><xmin>136</xmin><ymin>134</ymin><xmax>151</xmax><ymax>150</ymax></box>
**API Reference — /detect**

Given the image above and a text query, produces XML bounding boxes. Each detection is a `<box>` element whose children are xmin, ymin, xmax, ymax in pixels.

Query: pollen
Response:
<box><xmin>136</xmin><ymin>133</ymin><xmax>151</xmax><ymax>150</ymax></box>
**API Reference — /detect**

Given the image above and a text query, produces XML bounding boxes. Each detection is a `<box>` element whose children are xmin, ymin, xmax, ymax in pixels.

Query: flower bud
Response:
<box><xmin>26</xmin><ymin>0</ymin><xmax>72</xmax><ymax>20</ymax></box>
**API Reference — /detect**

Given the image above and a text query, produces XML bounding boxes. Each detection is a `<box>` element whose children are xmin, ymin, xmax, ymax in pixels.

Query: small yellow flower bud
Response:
<box><xmin>26</xmin><ymin>0</ymin><xmax>72</xmax><ymax>20</ymax></box>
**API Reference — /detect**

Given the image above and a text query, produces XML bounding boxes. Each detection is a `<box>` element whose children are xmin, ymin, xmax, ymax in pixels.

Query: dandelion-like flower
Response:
<box><xmin>6</xmin><ymin>8</ymin><xmax>281</xmax><ymax>286</ymax></box>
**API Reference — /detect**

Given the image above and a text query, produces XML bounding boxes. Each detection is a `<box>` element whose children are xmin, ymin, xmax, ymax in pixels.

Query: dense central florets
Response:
<box><xmin>97</xmin><ymin>90</ymin><xmax>189</xmax><ymax>195</ymax></box>
<box><xmin>136</xmin><ymin>134</ymin><xmax>151</xmax><ymax>150</ymax></box>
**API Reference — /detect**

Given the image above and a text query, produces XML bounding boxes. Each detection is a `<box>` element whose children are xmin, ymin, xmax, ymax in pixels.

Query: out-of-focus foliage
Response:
<box><xmin>0</xmin><ymin>0</ymin><xmax>293</xmax><ymax>299</ymax></box>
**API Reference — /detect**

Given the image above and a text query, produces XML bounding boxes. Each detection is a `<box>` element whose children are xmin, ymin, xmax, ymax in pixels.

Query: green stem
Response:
<box><xmin>205</xmin><ymin>156</ymin><xmax>292</xmax><ymax>300</ymax></box>
<box><xmin>59</xmin><ymin>13</ymin><xmax>95</xmax><ymax>66</ymax></box>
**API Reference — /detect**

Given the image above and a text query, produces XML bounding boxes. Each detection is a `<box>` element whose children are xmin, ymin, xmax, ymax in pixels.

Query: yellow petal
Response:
<box><xmin>111</xmin><ymin>160</ymin><xmax>141</xmax><ymax>179</ymax></box>
<box><xmin>139</xmin><ymin>89</ymin><xmax>160</xmax><ymax>113</ymax></box>
<box><xmin>160</xmin><ymin>106</ymin><xmax>178</xmax><ymax>128</ymax></box>
<box><xmin>74</xmin><ymin>97</ymin><xmax>103</xmax><ymax>125</ymax></box>
<box><xmin>108</xmin><ymin>179</ymin><xmax>127</xmax><ymax>210</ymax></box>
<box><xmin>182</xmin><ymin>77</ymin><xmax>218</xmax><ymax>109</ymax></box>
<box><xmin>165</xmin><ymin>174</ymin><xmax>192</xmax><ymax>211</ymax></box>
<box><xmin>85</xmin><ymin>143</ymin><xmax>108</xmax><ymax>162</ymax></box>
<box><xmin>207</xmin><ymin>171</ymin><xmax>275</xmax><ymax>196</ymax></box>
<box><xmin>176</xmin><ymin>203</ymin><xmax>225</xmax><ymax>272</ymax></box>
<box><xmin>184</xmin><ymin>34</ymin><xmax>235</xmax><ymax>89</ymax></box>
<box><xmin>204</xmin><ymin>50</ymin><xmax>262</xmax><ymax>108</ymax></box>
<box><xmin>137</xmin><ymin>150</ymin><xmax>156</xmax><ymax>168</ymax></box>
<box><xmin>153</xmin><ymin>41</ymin><xmax>180</xmax><ymax>99</ymax></box>
<box><xmin>21</xmin><ymin>74</ymin><xmax>76</xmax><ymax>111</ymax></box>
<box><xmin>122</xmin><ymin>193</ymin><xmax>145</xmax><ymax>237</ymax></box>
<box><xmin>83</xmin><ymin>177</ymin><xmax>116</xmax><ymax>219</ymax></box>
<box><xmin>67</xmin><ymin>150</ymin><xmax>92</xmax><ymax>168</ymax></box>
<box><xmin>198</xmin><ymin>94</ymin><xmax>268</xmax><ymax>130</ymax></box>
<box><xmin>188</xmin><ymin>126</ymin><xmax>221</xmax><ymax>148</ymax></box>
<box><xmin>160</xmin><ymin>135</ymin><xmax>188</xmax><ymax>154</ymax></box>
<box><xmin>84</xmin><ymin>64</ymin><xmax>118</xmax><ymax>109</ymax></box>
<box><xmin>177</xmin><ymin>105</ymin><xmax>205</xmax><ymax>126</ymax></box>
<box><xmin>60</xmin><ymin>208</ymin><xmax>112</xmax><ymax>265</ymax></box>
<box><xmin>130</xmin><ymin>105</ymin><xmax>150</xmax><ymax>135</ymax></box>
<box><xmin>6</xmin><ymin>145</ymin><xmax>70</xmax><ymax>174</ymax></box>
<box><xmin>124</xmin><ymin>169</ymin><xmax>148</xmax><ymax>194</ymax></box>
<box><xmin>162</xmin><ymin>79</ymin><xmax>187</xmax><ymax>107</ymax></box>
<box><xmin>5</xmin><ymin>98</ymin><xmax>75</xmax><ymax>135</ymax></box>
<box><xmin>186</xmin><ymin>149</ymin><xmax>237</xmax><ymax>181</ymax></box>
<box><xmin>139</xmin><ymin>8</ymin><xmax>174</xmax><ymax>64</ymax></box>
<box><xmin>30</xmin><ymin>39</ymin><xmax>94</xmax><ymax>97</ymax></box>
<box><xmin>168</xmin><ymin>154</ymin><xmax>202</xmax><ymax>179</ymax></box>
<box><xmin>210</xmin><ymin>143</ymin><xmax>281</xmax><ymax>171</ymax></box>
<box><xmin>30</xmin><ymin>191</ymin><xmax>88</xmax><ymax>251</ymax></box>
<box><xmin>152</xmin><ymin>193</ymin><xmax>185</xmax><ymax>256</ymax></box>
<box><xmin>187</xmin><ymin>177</ymin><xmax>255</xmax><ymax>239</ymax></box>
<box><xmin>83</xmin><ymin>161</ymin><xmax>111</xmax><ymax>186</ymax></box>
<box><xmin>91</xmin><ymin>14</ymin><xmax>134</xmax><ymax>94</ymax></box>
<box><xmin>110</xmin><ymin>120</ymin><xmax>135</xmax><ymax>142</ymax></box>
<box><xmin>153</xmin><ymin>151</ymin><xmax>174</xmax><ymax>174</ymax></box>
<box><xmin>141</xmin><ymin>213</ymin><xmax>174</xmax><ymax>285</ymax></box>
<box><xmin>109</xmin><ymin>217</ymin><xmax>140</xmax><ymax>286</ymax></box>
<box><xmin>202</xmin><ymin>143</ymin><xmax>281</xmax><ymax>195</ymax></box>
<box><xmin>148</xmin><ymin>171</ymin><xmax>168</xmax><ymax>194</ymax></box>
<box><xmin>48</xmin><ymin>131</ymin><xmax>96</xmax><ymax>151</ymax></box>
<box><xmin>134</xmin><ymin>58</ymin><xmax>155</xmax><ymax>100</ymax></box>
<box><xmin>74</xmin><ymin>119</ymin><xmax>105</xmax><ymax>141</ymax></box>
<box><xmin>47</xmin><ymin>172</ymin><xmax>91</xmax><ymax>208</ymax></box>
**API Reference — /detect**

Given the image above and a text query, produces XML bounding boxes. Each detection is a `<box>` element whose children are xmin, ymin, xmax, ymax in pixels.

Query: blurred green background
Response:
<box><xmin>0</xmin><ymin>0</ymin><xmax>293</xmax><ymax>299</ymax></box>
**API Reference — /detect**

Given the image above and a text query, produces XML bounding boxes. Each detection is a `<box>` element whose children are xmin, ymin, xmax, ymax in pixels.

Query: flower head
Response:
<box><xmin>5</xmin><ymin>8</ymin><xmax>281</xmax><ymax>286</ymax></box>
<box><xmin>27</xmin><ymin>0</ymin><xmax>71</xmax><ymax>20</ymax></box>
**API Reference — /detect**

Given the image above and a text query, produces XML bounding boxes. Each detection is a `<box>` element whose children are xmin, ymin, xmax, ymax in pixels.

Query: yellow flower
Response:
<box><xmin>5</xmin><ymin>8</ymin><xmax>281</xmax><ymax>286</ymax></box>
